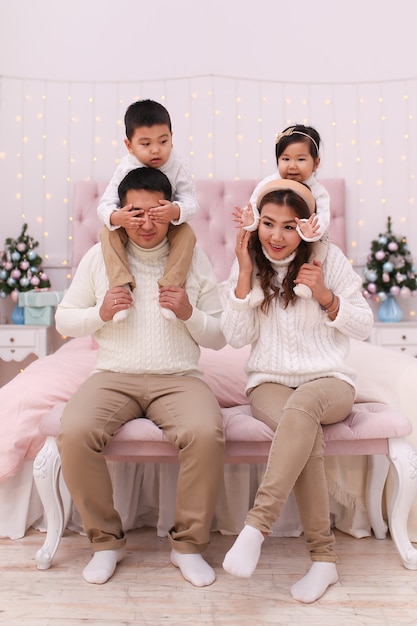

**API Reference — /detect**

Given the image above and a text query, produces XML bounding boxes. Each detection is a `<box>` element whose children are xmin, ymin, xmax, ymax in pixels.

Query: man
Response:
<box><xmin>56</xmin><ymin>167</ymin><xmax>225</xmax><ymax>587</ymax></box>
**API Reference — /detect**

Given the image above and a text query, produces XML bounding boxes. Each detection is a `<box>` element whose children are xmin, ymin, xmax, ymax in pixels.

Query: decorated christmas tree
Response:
<box><xmin>362</xmin><ymin>216</ymin><xmax>417</xmax><ymax>301</ymax></box>
<box><xmin>0</xmin><ymin>223</ymin><xmax>51</xmax><ymax>302</ymax></box>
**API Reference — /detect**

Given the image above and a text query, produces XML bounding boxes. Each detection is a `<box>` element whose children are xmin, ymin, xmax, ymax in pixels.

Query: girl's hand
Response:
<box><xmin>231</xmin><ymin>204</ymin><xmax>256</xmax><ymax>230</ymax></box>
<box><xmin>234</xmin><ymin>229</ymin><xmax>253</xmax><ymax>299</ymax></box>
<box><xmin>295</xmin><ymin>214</ymin><xmax>321</xmax><ymax>239</ymax></box>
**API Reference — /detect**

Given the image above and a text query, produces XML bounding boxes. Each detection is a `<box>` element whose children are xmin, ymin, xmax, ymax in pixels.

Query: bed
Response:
<box><xmin>1</xmin><ymin>178</ymin><xmax>417</xmax><ymax>553</ymax></box>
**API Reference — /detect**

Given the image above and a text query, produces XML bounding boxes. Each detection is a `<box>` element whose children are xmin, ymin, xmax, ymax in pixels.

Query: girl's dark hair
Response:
<box><xmin>118</xmin><ymin>167</ymin><xmax>172</xmax><ymax>206</ymax></box>
<box><xmin>275</xmin><ymin>124</ymin><xmax>321</xmax><ymax>163</ymax></box>
<box><xmin>124</xmin><ymin>99</ymin><xmax>172</xmax><ymax>140</ymax></box>
<box><xmin>251</xmin><ymin>189</ymin><xmax>311</xmax><ymax>312</ymax></box>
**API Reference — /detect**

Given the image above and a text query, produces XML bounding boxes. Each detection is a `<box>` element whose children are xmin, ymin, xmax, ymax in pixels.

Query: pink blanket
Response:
<box><xmin>0</xmin><ymin>337</ymin><xmax>97</xmax><ymax>481</ymax></box>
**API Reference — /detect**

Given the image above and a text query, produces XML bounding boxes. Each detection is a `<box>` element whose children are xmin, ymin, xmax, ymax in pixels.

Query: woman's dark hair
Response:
<box><xmin>275</xmin><ymin>124</ymin><xmax>321</xmax><ymax>163</ymax></box>
<box><xmin>124</xmin><ymin>99</ymin><xmax>172</xmax><ymax>140</ymax></box>
<box><xmin>118</xmin><ymin>167</ymin><xmax>172</xmax><ymax>206</ymax></box>
<box><xmin>251</xmin><ymin>189</ymin><xmax>312</xmax><ymax>312</ymax></box>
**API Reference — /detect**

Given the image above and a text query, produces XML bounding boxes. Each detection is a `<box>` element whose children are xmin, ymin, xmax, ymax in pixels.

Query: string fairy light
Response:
<box><xmin>1</xmin><ymin>73</ymin><xmax>417</xmax><ymax>290</ymax></box>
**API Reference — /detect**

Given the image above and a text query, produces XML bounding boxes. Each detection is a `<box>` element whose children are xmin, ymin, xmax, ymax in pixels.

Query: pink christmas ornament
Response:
<box><xmin>400</xmin><ymin>286</ymin><xmax>411</xmax><ymax>298</ymax></box>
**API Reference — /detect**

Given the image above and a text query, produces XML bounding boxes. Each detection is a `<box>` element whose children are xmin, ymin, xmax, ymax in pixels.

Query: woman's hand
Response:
<box><xmin>234</xmin><ymin>228</ymin><xmax>253</xmax><ymax>299</ymax></box>
<box><xmin>295</xmin><ymin>260</ymin><xmax>330</xmax><ymax>303</ymax></box>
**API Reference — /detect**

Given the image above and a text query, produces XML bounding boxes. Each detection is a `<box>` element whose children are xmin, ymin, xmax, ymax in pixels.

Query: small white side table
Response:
<box><xmin>0</xmin><ymin>324</ymin><xmax>54</xmax><ymax>362</ymax></box>
<box><xmin>369</xmin><ymin>321</ymin><xmax>417</xmax><ymax>357</ymax></box>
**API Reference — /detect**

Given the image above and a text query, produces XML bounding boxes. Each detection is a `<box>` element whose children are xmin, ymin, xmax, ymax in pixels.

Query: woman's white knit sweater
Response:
<box><xmin>221</xmin><ymin>243</ymin><xmax>373</xmax><ymax>393</ymax></box>
<box><xmin>56</xmin><ymin>238</ymin><xmax>225</xmax><ymax>377</ymax></box>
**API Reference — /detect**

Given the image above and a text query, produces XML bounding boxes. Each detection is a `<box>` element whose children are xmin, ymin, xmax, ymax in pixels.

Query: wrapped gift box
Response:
<box><xmin>18</xmin><ymin>290</ymin><xmax>65</xmax><ymax>326</ymax></box>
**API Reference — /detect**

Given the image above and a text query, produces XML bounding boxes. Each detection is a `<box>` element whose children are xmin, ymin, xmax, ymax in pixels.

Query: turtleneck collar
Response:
<box><xmin>127</xmin><ymin>237</ymin><xmax>170</xmax><ymax>261</ymax></box>
<box><xmin>261</xmin><ymin>247</ymin><xmax>297</xmax><ymax>269</ymax></box>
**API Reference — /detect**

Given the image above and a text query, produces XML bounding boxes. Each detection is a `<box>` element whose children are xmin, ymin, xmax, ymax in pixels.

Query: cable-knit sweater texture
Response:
<box><xmin>56</xmin><ymin>239</ymin><xmax>225</xmax><ymax>376</ymax></box>
<box><xmin>221</xmin><ymin>243</ymin><xmax>373</xmax><ymax>393</ymax></box>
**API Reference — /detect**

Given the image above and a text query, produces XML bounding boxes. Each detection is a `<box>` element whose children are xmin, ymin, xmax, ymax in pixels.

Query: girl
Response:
<box><xmin>221</xmin><ymin>179</ymin><xmax>373</xmax><ymax>603</ymax></box>
<box><xmin>237</xmin><ymin>124</ymin><xmax>330</xmax><ymax>299</ymax></box>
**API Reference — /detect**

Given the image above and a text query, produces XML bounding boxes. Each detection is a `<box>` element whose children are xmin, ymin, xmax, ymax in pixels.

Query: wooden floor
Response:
<box><xmin>0</xmin><ymin>527</ymin><xmax>417</xmax><ymax>626</ymax></box>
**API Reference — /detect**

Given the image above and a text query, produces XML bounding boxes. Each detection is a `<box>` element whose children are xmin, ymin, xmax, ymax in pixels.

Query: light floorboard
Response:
<box><xmin>0</xmin><ymin>527</ymin><xmax>416</xmax><ymax>625</ymax></box>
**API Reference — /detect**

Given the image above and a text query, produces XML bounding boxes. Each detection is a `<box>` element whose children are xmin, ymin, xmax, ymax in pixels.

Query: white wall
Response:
<box><xmin>2</xmin><ymin>0</ymin><xmax>416</xmax><ymax>83</ymax></box>
<box><xmin>1</xmin><ymin>0</ymin><xmax>417</xmax><ymax>299</ymax></box>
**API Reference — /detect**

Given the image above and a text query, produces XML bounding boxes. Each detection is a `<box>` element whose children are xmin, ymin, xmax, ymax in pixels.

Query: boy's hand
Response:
<box><xmin>231</xmin><ymin>204</ymin><xmax>256</xmax><ymax>230</ymax></box>
<box><xmin>149</xmin><ymin>200</ymin><xmax>180</xmax><ymax>223</ymax></box>
<box><xmin>295</xmin><ymin>214</ymin><xmax>321</xmax><ymax>239</ymax></box>
<box><xmin>110</xmin><ymin>204</ymin><xmax>144</xmax><ymax>228</ymax></box>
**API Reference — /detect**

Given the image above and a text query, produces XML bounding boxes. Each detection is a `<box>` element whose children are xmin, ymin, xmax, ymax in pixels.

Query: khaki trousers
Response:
<box><xmin>247</xmin><ymin>377</ymin><xmax>355</xmax><ymax>562</ymax></box>
<box><xmin>57</xmin><ymin>372</ymin><xmax>224</xmax><ymax>554</ymax></box>
<box><xmin>100</xmin><ymin>223</ymin><xmax>196</xmax><ymax>290</ymax></box>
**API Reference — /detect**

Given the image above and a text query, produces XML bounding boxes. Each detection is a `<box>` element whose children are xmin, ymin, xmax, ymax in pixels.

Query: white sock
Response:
<box><xmin>293</xmin><ymin>283</ymin><xmax>313</xmax><ymax>299</ymax></box>
<box><xmin>160</xmin><ymin>306</ymin><xmax>177</xmax><ymax>321</ymax></box>
<box><xmin>82</xmin><ymin>547</ymin><xmax>125</xmax><ymax>584</ymax></box>
<box><xmin>113</xmin><ymin>308</ymin><xmax>130</xmax><ymax>323</ymax></box>
<box><xmin>170</xmin><ymin>550</ymin><xmax>216</xmax><ymax>587</ymax></box>
<box><xmin>291</xmin><ymin>562</ymin><xmax>338</xmax><ymax>603</ymax></box>
<box><xmin>222</xmin><ymin>525</ymin><xmax>264</xmax><ymax>578</ymax></box>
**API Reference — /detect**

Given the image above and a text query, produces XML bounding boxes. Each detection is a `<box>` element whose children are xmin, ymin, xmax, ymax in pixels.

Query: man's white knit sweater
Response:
<box><xmin>56</xmin><ymin>238</ymin><xmax>225</xmax><ymax>377</ymax></box>
<box><xmin>221</xmin><ymin>244</ymin><xmax>373</xmax><ymax>393</ymax></box>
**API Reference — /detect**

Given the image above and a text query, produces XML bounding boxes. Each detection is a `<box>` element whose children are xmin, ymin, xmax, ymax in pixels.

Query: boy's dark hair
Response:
<box><xmin>275</xmin><ymin>124</ymin><xmax>321</xmax><ymax>162</ymax></box>
<box><xmin>118</xmin><ymin>167</ymin><xmax>173</xmax><ymax>205</ymax></box>
<box><xmin>124</xmin><ymin>99</ymin><xmax>172</xmax><ymax>140</ymax></box>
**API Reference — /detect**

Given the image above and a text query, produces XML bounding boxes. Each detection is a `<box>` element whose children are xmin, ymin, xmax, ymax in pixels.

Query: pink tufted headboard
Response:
<box><xmin>72</xmin><ymin>178</ymin><xmax>345</xmax><ymax>282</ymax></box>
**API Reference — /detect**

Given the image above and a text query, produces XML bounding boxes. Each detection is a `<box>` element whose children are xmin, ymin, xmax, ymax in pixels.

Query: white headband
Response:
<box><xmin>275</xmin><ymin>128</ymin><xmax>320</xmax><ymax>155</ymax></box>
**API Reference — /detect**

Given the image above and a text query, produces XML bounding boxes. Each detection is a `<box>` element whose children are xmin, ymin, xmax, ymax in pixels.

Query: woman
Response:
<box><xmin>221</xmin><ymin>179</ymin><xmax>373</xmax><ymax>603</ymax></box>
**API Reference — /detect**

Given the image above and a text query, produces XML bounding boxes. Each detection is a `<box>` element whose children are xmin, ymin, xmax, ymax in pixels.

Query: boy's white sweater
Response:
<box><xmin>97</xmin><ymin>150</ymin><xmax>199</xmax><ymax>229</ymax></box>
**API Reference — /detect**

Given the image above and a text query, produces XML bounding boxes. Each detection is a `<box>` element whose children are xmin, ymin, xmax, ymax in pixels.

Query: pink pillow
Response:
<box><xmin>200</xmin><ymin>344</ymin><xmax>249</xmax><ymax>407</ymax></box>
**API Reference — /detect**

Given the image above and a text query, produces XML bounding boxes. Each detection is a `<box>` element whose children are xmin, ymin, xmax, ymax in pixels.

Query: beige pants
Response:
<box><xmin>247</xmin><ymin>377</ymin><xmax>355</xmax><ymax>562</ymax></box>
<box><xmin>57</xmin><ymin>372</ymin><xmax>224</xmax><ymax>554</ymax></box>
<box><xmin>100</xmin><ymin>223</ymin><xmax>196</xmax><ymax>290</ymax></box>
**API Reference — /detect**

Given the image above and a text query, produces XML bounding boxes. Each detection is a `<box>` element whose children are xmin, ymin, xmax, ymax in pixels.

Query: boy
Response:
<box><xmin>98</xmin><ymin>99</ymin><xmax>198</xmax><ymax>321</ymax></box>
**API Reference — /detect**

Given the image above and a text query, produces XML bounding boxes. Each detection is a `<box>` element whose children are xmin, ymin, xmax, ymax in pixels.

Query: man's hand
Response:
<box><xmin>100</xmin><ymin>287</ymin><xmax>133</xmax><ymax>322</ymax></box>
<box><xmin>148</xmin><ymin>200</ymin><xmax>180</xmax><ymax>223</ymax></box>
<box><xmin>110</xmin><ymin>205</ymin><xmax>144</xmax><ymax>229</ymax></box>
<box><xmin>159</xmin><ymin>286</ymin><xmax>192</xmax><ymax>320</ymax></box>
